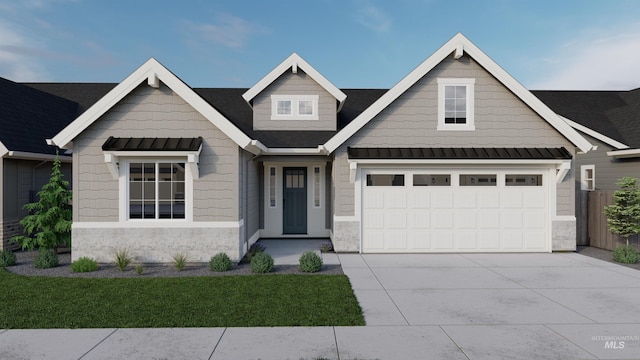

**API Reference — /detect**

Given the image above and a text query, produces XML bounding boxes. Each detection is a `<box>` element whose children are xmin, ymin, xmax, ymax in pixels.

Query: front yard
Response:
<box><xmin>0</xmin><ymin>270</ymin><xmax>364</xmax><ymax>328</ymax></box>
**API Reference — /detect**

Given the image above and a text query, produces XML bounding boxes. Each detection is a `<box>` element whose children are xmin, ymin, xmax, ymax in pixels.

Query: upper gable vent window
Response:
<box><xmin>437</xmin><ymin>78</ymin><xmax>475</xmax><ymax>131</ymax></box>
<box><xmin>271</xmin><ymin>95</ymin><xmax>319</xmax><ymax>120</ymax></box>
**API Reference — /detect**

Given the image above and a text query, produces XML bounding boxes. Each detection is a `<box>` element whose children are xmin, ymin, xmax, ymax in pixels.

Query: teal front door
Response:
<box><xmin>283</xmin><ymin>167</ymin><xmax>307</xmax><ymax>234</ymax></box>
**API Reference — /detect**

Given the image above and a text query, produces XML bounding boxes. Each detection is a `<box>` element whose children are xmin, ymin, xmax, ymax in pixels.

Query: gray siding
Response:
<box><xmin>575</xmin><ymin>134</ymin><xmax>640</xmax><ymax>191</ymax></box>
<box><xmin>253</xmin><ymin>70</ymin><xmax>337</xmax><ymax>131</ymax></box>
<box><xmin>73</xmin><ymin>82</ymin><xmax>239</xmax><ymax>222</ymax></box>
<box><xmin>334</xmin><ymin>54</ymin><xmax>576</xmax><ymax>216</ymax></box>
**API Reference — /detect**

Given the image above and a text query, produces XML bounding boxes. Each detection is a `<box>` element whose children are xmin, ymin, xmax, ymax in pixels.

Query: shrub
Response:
<box><xmin>209</xmin><ymin>253</ymin><xmax>233</xmax><ymax>272</ymax></box>
<box><xmin>172</xmin><ymin>253</ymin><xmax>188</xmax><ymax>271</ymax></box>
<box><xmin>299</xmin><ymin>251</ymin><xmax>323</xmax><ymax>273</ymax></box>
<box><xmin>245</xmin><ymin>242</ymin><xmax>266</xmax><ymax>262</ymax></box>
<box><xmin>34</xmin><ymin>249</ymin><xmax>59</xmax><ymax>269</ymax></box>
<box><xmin>70</xmin><ymin>257</ymin><xmax>98</xmax><ymax>272</ymax></box>
<box><xmin>319</xmin><ymin>241</ymin><xmax>334</xmax><ymax>253</ymax></box>
<box><xmin>114</xmin><ymin>248</ymin><xmax>132</xmax><ymax>271</ymax></box>
<box><xmin>613</xmin><ymin>244</ymin><xmax>639</xmax><ymax>264</ymax></box>
<box><xmin>135</xmin><ymin>264</ymin><xmax>144</xmax><ymax>275</ymax></box>
<box><xmin>0</xmin><ymin>249</ymin><xmax>17</xmax><ymax>268</ymax></box>
<box><xmin>250</xmin><ymin>251</ymin><xmax>274</xmax><ymax>273</ymax></box>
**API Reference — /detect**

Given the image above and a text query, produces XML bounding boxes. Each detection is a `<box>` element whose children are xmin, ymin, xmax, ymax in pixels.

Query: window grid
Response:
<box><xmin>313</xmin><ymin>167</ymin><xmax>321</xmax><ymax>207</ymax></box>
<box><xmin>129</xmin><ymin>162</ymin><xmax>185</xmax><ymax>220</ymax></box>
<box><xmin>269</xmin><ymin>167</ymin><xmax>277</xmax><ymax>207</ymax></box>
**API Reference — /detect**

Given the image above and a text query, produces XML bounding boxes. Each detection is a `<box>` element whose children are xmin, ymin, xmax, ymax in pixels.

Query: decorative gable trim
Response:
<box><xmin>242</xmin><ymin>53</ymin><xmax>347</xmax><ymax>110</ymax></box>
<box><xmin>560</xmin><ymin>116</ymin><xmax>628</xmax><ymax>150</ymax></box>
<box><xmin>323</xmin><ymin>33</ymin><xmax>593</xmax><ymax>154</ymax></box>
<box><xmin>49</xmin><ymin>58</ymin><xmax>260</xmax><ymax>154</ymax></box>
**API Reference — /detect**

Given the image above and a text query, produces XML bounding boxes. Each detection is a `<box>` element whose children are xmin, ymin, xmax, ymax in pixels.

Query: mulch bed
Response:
<box><xmin>576</xmin><ymin>246</ymin><xmax>640</xmax><ymax>270</ymax></box>
<box><xmin>5</xmin><ymin>250</ymin><xmax>343</xmax><ymax>278</ymax></box>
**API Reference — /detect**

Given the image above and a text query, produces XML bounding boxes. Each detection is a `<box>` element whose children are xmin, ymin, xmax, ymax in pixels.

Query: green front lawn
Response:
<box><xmin>0</xmin><ymin>270</ymin><xmax>364</xmax><ymax>328</ymax></box>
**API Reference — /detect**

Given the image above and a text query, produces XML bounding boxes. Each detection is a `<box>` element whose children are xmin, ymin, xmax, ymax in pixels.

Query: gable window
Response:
<box><xmin>129</xmin><ymin>162</ymin><xmax>186</xmax><ymax>219</ymax></box>
<box><xmin>276</xmin><ymin>100</ymin><xmax>292</xmax><ymax>115</ymax></box>
<box><xmin>271</xmin><ymin>95</ymin><xmax>319</xmax><ymax>120</ymax></box>
<box><xmin>437</xmin><ymin>78</ymin><xmax>475</xmax><ymax>131</ymax></box>
<box><xmin>581</xmin><ymin>165</ymin><xmax>595</xmax><ymax>191</ymax></box>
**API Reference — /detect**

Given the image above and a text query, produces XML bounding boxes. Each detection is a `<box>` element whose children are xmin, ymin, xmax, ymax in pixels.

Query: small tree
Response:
<box><xmin>11</xmin><ymin>152</ymin><xmax>72</xmax><ymax>252</ymax></box>
<box><xmin>604</xmin><ymin>177</ymin><xmax>640</xmax><ymax>246</ymax></box>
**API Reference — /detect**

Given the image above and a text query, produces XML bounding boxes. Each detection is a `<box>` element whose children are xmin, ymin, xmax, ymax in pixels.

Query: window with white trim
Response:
<box><xmin>129</xmin><ymin>162</ymin><xmax>185</xmax><ymax>219</ymax></box>
<box><xmin>269</xmin><ymin>167</ymin><xmax>277</xmax><ymax>207</ymax></box>
<box><xmin>581</xmin><ymin>165</ymin><xmax>595</xmax><ymax>191</ymax></box>
<box><xmin>313</xmin><ymin>167</ymin><xmax>321</xmax><ymax>207</ymax></box>
<box><xmin>271</xmin><ymin>95</ymin><xmax>319</xmax><ymax>120</ymax></box>
<box><xmin>437</xmin><ymin>78</ymin><xmax>475</xmax><ymax>131</ymax></box>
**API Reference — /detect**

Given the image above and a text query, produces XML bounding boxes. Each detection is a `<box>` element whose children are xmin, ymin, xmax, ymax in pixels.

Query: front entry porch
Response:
<box><xmin>256</xmin><ymin>238</ymin><xmax>338</xmax><ymax>265</ymax></box>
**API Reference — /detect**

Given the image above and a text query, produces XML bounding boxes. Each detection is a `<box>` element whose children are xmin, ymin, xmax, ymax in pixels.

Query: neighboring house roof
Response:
<box><xmin>49</xmin><ymin>58</ymin><xmax>259</xmax><ymax>154</ymax></box>
<box><xmin>533</xmin><ymin>88</ymin><xmax>640</xmax><ymax>150</ymax></box>
<box><xmin>241</xmin><ymin>53</ymin><xmax>347</xmax><ymax>110</ymax></box>
<box><xmin>348</xmin><ymin>147</ymin><xmax>573</xmax><ymax>160</ymax></box>
<box><xmin>102</xmin><ymin>137</ymin><xmax>203</xmax><ymax>151</ymax></box>
<box><xmin>24</xmin><ymin>83</ymin><xmax>117</xmax><ymax>117</ymax></box>
<box><xmin>0</xmin><ymin>77</ymin><xmax>78</xmax><ymax>158</ymax></box>
<box><xmin>323</xmin><ymin>33</ymin><xmax>592</xmax><ymax>154</ymax></box>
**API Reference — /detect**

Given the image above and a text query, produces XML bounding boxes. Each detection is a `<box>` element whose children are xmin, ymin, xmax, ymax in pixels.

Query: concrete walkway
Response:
<box><xmin>1</xmin><ymin>252</ymin><xmax>639</xmax><ymax>359</ymax></box>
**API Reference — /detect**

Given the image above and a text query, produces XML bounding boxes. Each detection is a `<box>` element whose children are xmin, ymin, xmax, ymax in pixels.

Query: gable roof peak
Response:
<box><xmin>242</xmin><ymin>52</ymin><xmax>347</xmax><ymax>109</ymax></box>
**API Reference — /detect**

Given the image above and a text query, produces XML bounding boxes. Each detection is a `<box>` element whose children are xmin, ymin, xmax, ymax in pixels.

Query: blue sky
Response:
<box><xmin>1</xmin><ymin>0</ymin><xmax>639</xmax><ymax>90</ymax></box>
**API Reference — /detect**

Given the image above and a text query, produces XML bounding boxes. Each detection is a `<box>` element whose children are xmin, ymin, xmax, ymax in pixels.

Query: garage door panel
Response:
<box><xmin>364</xmin><ymin>229</ymin><xmax>384</xmax><ymax>249</ymax></box>
<box><xmin>432</xmin><ymin>192</ymin><xmax>454</xmax><ymax>209</ymax></box>
<box><xmin>364</xmin><ymin>211</ymin><xmax>384</xmax><ymax>229</ymax></box>
<box><xmin>431</xmin><ymin>211</ymin><xmax>454</xmax><ymax>228</ymax></box>
<box><xmin>364</xmin><ymin>191</ymin><xmax>385</xmax><ymax>209</ymax></box>
<box><xmin>456</xmin><ymin>211</ymin><xmax>477</xmax><ymax>228</ymax></box>
<box><xmin>479</xmin><ymin>231</ymin><xmax>500</xmax><ymax>250</ymax></box>
<box><xmin>385</xmin><ymin>211</ymin><xmax>407</xmax><ymax>229</ymax></box>
<box><xmin>409</xmin><ymin>191</ymin><xmax>430</xmax><ymax>209</ymax></box>
<box><xmin>502</xmin><ymin>193</ymin><xmax>523</xmax><ymax>208</ymax></box>
<box><xmin>432</xmin><ymin>231</ymin><xmax>454</xmax><ymax>249</ymax></box>
<box><xmin>385</xmin><ymin>191</ymin><xmax>407</xmax><ymax>209</ymax></box>
<box><xmin>478</xmin><ymin>192</ymin><xmax>500</xmax><ymax>208</ymax></box>
<box><xmin>503</xmin><ymin>231</ymin><xmax>524</xmax><ymax>249</ymax></box>
<box><xmin>502</xmin><ymin>212</ymin><xmax>523</xmax><ymax>228</ymax></box>
<box><xmin>525</xmin><ymin>231</ymin><xmax>546</xmax><ymax>249</ymax></box>
<box><xmin>386</xmin><ymin>230</ymin><xmax>407</xmax><ymax>249</ymax></box>
<box><xmin>456</xmin><ymin>231</ymin><xmax>477</xmax><ymax>249</ymax></box>
<box><xmin>455</xmin><ymin>192</ymin><xmax>477</xmax><ymax>208</ymax></box>
<box><xmin>524</xmin><ymin>212</ymin><xmax>546</xmax><ymax>229</ymax></box>
<box><xmin>409</xmin><ymin>212</ymin><xmax>430</xmax><ymax>228</ymax></box>
<box><xmin>478</xmin><ymin>211</ymin><xmax>500</xmax><ymax>228</ymax></box>
<box><xmin>523</xmin><ymin>191</ymin><xmax>545</xmax><ymax>208</ymax></box>
<box><xmin>409</xmin><ymin>231</ymin><xmax>431</xmax><ymax>250</ymax></box>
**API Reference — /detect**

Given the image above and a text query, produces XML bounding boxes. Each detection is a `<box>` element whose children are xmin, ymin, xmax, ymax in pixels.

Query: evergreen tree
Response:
<box><xmin>604</xmin><ymin>177</ymin><xmax>640</xmax><ymax>246</ymax></box>
<box><xmin>11</xmin><ymin>152</ymin><xmax>72</xmax><ymax>251</ymax></box>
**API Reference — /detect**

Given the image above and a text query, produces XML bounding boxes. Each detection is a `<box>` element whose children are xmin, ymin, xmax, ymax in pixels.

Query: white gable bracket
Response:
<box><xmin>454</xmin><ymin>43</ymin><xmax>464</xmax><ymax>59</ymax></box>
<box><xmin>292</xmin><ymin>62</ymin><xmax>298</xmax><ymax>74</ymax></box>
<box><xmin>148</xmin><ymin>72</ymin><xmax>159</xmax><ymax>88</ymax></box>
<box><xmin>187</xmin><ymin>153</ymin><xmax>199</xmax><ymax>179</ymax></box>
<box><xmin>556</xmin><ymin>160</ymin><xmax>571</xmax><ymax>184</ymax></box>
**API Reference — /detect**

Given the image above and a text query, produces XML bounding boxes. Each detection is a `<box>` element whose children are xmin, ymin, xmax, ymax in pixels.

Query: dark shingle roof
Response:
<box><xmin>23</xmin><ymin>82</ymin><xmax>117</xmax><ymax>116</ymax></box>
<box><xmin>348</xmin><ymin>147</ymin><xmax>573</xmax><ymax>160</ymax></box>
<box><xmin>102</xmin><ymin>137</ymin><xmax>203</xmax><ymax>151</ymax></box>
<box><xmin>533</xmin><ymin>89</ymin><xmax>640</xmax><ymax>148</ymax></box>
<box><xmin>0</xmin><ymin>77</ymin><xmax>79</xmax><ymax>155</ymax></box>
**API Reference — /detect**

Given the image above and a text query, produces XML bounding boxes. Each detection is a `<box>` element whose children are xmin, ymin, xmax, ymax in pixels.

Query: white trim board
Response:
<box><xmin>323</xmin><ymin>33</ymin><xmax>593</xmax><ymax>154</ymax></box>
<box><xmin>72</xmin><ymin>220</ymin><xmax>244</xmax><ymax>229</ymax></box>
<box><xmin>561</xmin><ymin>116</ymin><xmax>626</xmax><ymax>150</ymax></box>
<box><xmin>242</xmin><ymin>53</ymin><xmax>346</xmax><ymax>110</ymax></box>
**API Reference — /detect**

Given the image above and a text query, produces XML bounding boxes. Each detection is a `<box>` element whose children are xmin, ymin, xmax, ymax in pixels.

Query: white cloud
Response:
<box><xmin>185</xmin><ymin>14</ymin><xmax>266</xmax><ymax>50</ymax></box>
<box><xmin>530</xmin><ymin>25</ymin><xmax>640</xmax><ymax>90</ymax></box>
<box><xmin>0</xmin><ymin>20</ymin><xmax>51</xmax><ymax>81</ymax></box>
<box><xmin>354</xmin><ymin>3</ymin><xmax>392</xmax><ymax>33</ymax></box>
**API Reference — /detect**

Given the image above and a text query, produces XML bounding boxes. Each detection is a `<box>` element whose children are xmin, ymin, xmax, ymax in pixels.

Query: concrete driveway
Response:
<box><xmin>337</xmin><ymin>252</ymin><xmax>640</xmax><ymax>359</ymax></box>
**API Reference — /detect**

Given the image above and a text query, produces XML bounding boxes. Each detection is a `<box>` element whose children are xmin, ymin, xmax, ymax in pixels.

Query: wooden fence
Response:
<box><xmin>576</xmin><ymin>190</ymin><xmax>640</xmax><ymax>251</ymax></box>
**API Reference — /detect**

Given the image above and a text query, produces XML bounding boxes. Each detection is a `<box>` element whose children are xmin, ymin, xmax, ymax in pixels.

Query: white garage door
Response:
<box><xmin>362</xmin><ymin>169</ymin><xmax>551</xmax><ymax>252</ymax></box>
